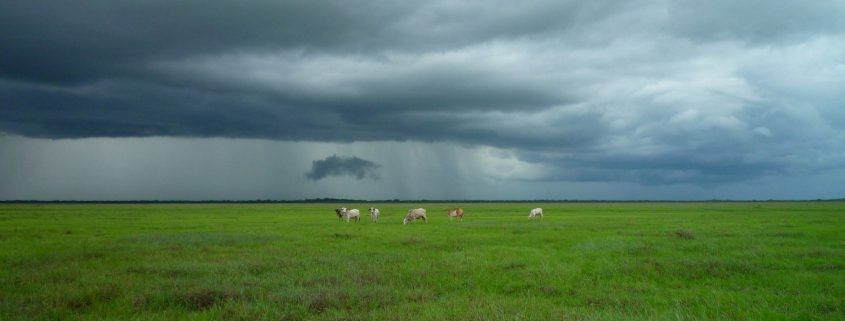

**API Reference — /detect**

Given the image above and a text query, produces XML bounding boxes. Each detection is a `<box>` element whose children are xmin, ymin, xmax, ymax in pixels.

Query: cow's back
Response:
<box><xmin>410</xmin><ymin>208</ymin><xmax>426</xmax><ymax>218</ymax></box>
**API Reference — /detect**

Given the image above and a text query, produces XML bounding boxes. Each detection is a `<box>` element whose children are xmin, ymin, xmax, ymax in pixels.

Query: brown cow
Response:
<box><xmin>446</xmin><ymin>208</ymin><xmax>464</xmax><ymax>221</ymax></box>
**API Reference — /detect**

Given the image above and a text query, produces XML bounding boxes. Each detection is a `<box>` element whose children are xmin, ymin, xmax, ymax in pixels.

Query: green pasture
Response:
<box><xmin>0</xmin><ymin>202</ymin><xmax>843</xmax><ymax>320</ymax></box>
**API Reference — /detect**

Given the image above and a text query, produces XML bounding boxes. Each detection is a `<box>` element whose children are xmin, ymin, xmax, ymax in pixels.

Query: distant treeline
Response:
<box><xmin>1</xmin><ymin>198</ymin><xmax>844</xmax><ymax>204</ymax></box>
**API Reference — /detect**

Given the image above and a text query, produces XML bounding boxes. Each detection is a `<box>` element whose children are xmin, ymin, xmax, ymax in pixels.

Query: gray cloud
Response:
<box><xmin>666</xmin><ymin>1</ymin><xmax>845</xmax><ymax>43</ymax></box>
<box><xmin>305</xmin><ymin>155</ymin><xmax>381</xmax><ymax>181</ymax></box>
<box><xmin>1</xmin><ymin>0</ymin><xmax>845</xmax><ymax>188</ymax></box>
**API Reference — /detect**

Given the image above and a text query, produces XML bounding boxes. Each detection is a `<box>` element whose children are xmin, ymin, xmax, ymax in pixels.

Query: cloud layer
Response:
<box><xmin>2</xmin><ymin>0</ymin><xmax>844</xmax><ymax>187</ymax></box>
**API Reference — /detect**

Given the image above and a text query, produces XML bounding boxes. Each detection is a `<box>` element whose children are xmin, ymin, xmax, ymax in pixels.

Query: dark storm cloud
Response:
<box><xmin>305</xmin><ymin>155</ymin><xmax>381</xmax><ymax>181</ymax></box>
<box><xmin>0</xmin><ymin>0</ymin><xmax>590</xmax><ymax>83</ymax></box>
<box><xmin>1</xmin><ymin>0</ymin><xmax>844</xmax><ymax>186</ymax></box>
<box><xmin>0</xmin><ymin>1</ymin><xmax>413</xmax><ymax>83</ymax></box>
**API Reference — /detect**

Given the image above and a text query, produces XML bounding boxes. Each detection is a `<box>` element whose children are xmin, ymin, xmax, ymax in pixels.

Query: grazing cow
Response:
<box><xmin>343</xmin><ymin>208</ymin><xmax>361</xmax><ymax>223</ymax></box>
<box><xmin>446</xmin><ymin>208</ymin><xmax>464</xmax><ymax>221</ymax></box>
<box><xmin>335</xmin><ymin>208</ymin><xmax>347</xmax><ymax>222</ymax></box>
<box><xmin>403</xmin><ymin>208</ymin><xmax>427</xmax><ymax>225</ymax></box>
<box><xmin>369</xmin><ymin>207</ymin><xmax>380</xmax><ymax>222</ymax></box>
<box><xmin>528</xmin><ymin>208</ymin><xmax>543</xmax><ymax>219</ymax></box>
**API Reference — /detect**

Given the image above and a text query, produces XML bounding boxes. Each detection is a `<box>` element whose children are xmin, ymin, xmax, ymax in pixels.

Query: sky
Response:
<box><xmin>1</xmin><ymin>0</ymin><xmax>844</xmax><ymax>200</ymax></box>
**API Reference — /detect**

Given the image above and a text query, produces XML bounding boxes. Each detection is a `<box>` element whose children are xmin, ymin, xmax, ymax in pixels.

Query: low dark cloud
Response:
<box><xmin>1</xmin><ymin>0</ymin><xmax>844</xmax><ymax>188</ymax></box>
<box><xmin>305</xmin><ymin>155</ymin><xmax>381</xmax><ymax>181</ymax></box>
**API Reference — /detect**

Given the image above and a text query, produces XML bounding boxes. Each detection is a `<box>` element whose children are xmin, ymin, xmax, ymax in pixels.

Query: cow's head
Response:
<box><xmin>335</xmin><ymin>207</ymin><xmax>347</xmax><ymax>217</ymax></box>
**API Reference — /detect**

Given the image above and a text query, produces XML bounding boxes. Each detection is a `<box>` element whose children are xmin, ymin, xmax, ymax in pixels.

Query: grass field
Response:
<box><xmin>1</xmin><ymin>202</ymin><xmax>844</xmax><ymax>320</ymax></box>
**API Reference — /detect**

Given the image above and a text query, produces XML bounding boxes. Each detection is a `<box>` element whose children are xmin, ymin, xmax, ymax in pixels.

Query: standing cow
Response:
<box><xmin>403</xmin><ymin>208</ymin><xmax>427</xmax><ymax>225</ymax></box>
<box><xmin>528</xmin><ymin>208</ymin><xmax>543</xmax><ymax>219</ymax></box>
<box><xmin>446</xmin><ymin>208</ymin><xmax>464</xmax><ymax>221</ymax></box>
<box><xmin>369</xmin><ymin>207</ymin><xmax>380</xmax><ymax>222</ymax></box>
<box><xmin>343</xmin><ymin>208</ymin><xmax>361</xmax><ymax>223</ymax></box>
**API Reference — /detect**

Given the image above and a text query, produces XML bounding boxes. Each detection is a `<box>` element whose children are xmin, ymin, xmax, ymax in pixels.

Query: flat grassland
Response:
<box><xmin>1</xmin><ymin>202</ymin><xmax>843</xmax><ymax>320</ymax></box>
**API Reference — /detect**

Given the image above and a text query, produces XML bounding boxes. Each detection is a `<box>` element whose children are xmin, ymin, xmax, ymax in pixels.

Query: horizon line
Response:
<box><xmin>1</xmin><ymin>198</ymin><xmax>844</xmax><ymax>204</ymax></box>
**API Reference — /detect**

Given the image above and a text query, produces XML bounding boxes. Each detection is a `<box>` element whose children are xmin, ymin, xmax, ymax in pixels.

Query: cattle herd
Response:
<box><xmin>334</xmin><ymin>207</ymin><xmax>544</xmax><ymax>224</ymax></box>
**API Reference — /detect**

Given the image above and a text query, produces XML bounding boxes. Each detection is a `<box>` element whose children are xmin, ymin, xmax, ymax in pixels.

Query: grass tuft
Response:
<box><xmin>304</xmin><ymin>290</ymin><xmax>353</xmax><ymax>313</ymax></box>
<box><xmin>501</xmin><ymin>262</ymin><xmax>527</xmax><ymax>271</ymax></box>
<box><xmin>180</xmin><ymin>288</ymin><xmax>240</xmax><ymax>310</ymax></box>
<box><xmin>63</xmin><ymin>283</ymin><xmax>120</xmax><ymax>311</ymax></box>
<box><xmin>331</xmin><ymin>233</ymin><xmax>353</xmax><ymax>240</ymax></box>
<box><xmin>673</xmin><ymin>229</ymin><xmax>695</xmax><ymax>240</ymax></box>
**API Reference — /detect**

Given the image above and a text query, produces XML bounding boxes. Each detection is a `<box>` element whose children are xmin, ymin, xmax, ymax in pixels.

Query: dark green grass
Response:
<box><xmin>1</xmin><ymin>202</ymin><xmax>844</xmax><ymax>320</ymax></box>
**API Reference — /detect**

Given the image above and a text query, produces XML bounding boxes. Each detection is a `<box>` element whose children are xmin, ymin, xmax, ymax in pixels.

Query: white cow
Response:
<box><xmin>528</xmin><ymin>208</ymin><xmax>543</xmax><ymax>219</ymax></box>
<box><xmin>343</xmin><ymin>208</ymin><xmax>361</xmax><ymax>223</ymax></box>
<box><xmin>403</xmin><ymin>208</ymin><xmax>427</xmax><ymax>225</ymax></box>
<box><xmin>369</xmin><ymin>207</ymin><xmax>380</xmax><ymax>222</ymax></box>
